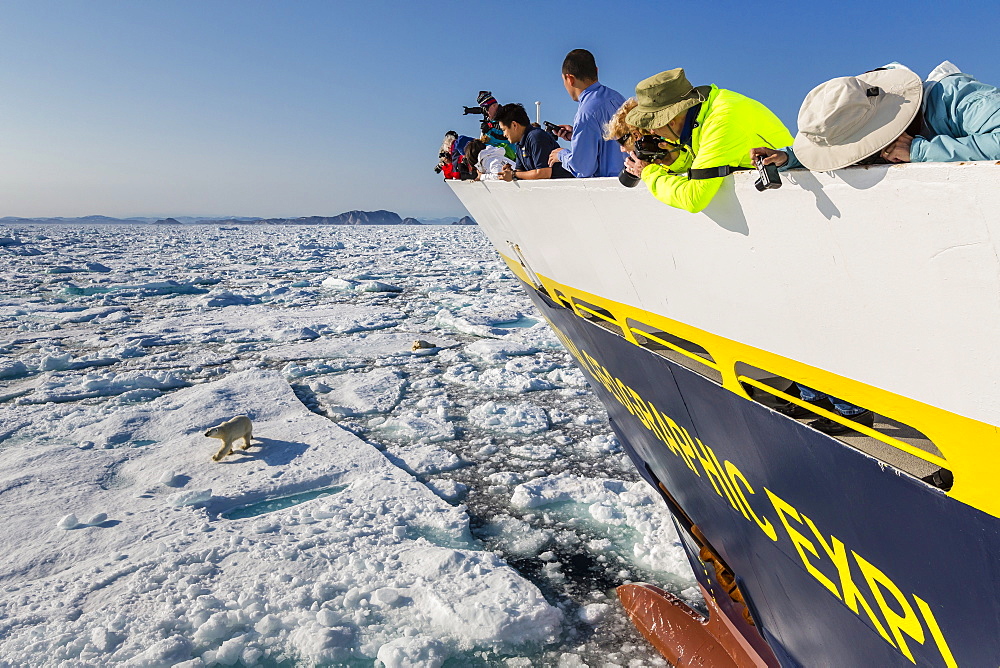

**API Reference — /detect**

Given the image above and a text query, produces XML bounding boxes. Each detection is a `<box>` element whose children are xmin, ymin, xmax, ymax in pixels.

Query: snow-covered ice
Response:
<box><xmin>0</xmin><ymin>224</ymin><xmax>692</xmax><ymax>666</ymax></box>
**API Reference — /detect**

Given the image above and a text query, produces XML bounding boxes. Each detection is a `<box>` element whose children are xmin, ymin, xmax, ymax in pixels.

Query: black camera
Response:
<box><xmin>753</xmin><ymin>158</ymin><xmax>782</xmax><ymax>191</ymax></box>
<box><xmin>543</xmin><ymin>121</ymin><xmax>561</xmax><ymax>135</ymax></box>
<box><xmin>633</xmin><ymin>135</ymin><xmax>676</xmax><ymax>162</ymax></box>
<box><xmin>463</xmin><ymin>105</ymin><xmax>495</xmax><ymax>135</ymax></box>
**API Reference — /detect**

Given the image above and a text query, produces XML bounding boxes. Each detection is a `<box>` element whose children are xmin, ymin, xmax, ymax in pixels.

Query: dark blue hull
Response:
<box><xmin>526</xmin><ymin>287</ymin><xmax>998</xmax><ymax>667</ymax></box>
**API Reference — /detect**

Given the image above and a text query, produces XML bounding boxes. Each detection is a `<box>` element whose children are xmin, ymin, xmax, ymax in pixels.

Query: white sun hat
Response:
<box><xmin>792</xmin><ymin>68</ymin><xmax>923</xmax><ymax>171</ymax></box>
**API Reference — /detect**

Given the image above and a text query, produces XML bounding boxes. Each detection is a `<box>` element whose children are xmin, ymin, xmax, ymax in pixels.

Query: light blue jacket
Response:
<box><xmin>911</xmin><ymin>73</ymin><xmax>1000</xmax><ymax>161</ymax></box>
<box><xmin>781</xmin><ymin>72</ymin><xmax>1000</xmax><ymax>169</ymax></box>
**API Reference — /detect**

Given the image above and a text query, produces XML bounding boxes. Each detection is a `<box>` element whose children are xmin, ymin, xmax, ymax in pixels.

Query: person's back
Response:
<box><xmin>564</xmin><ymin>82</ymin><xmax>626</xmax><ymax>177</ymax></box>
<box><xmin>553</xmin><ymin>49</ymin><xmax>627</xmax><ymax>178</ymax></box>
<box><xmin>691</xmin><ymin>88</ymin><xmax>792</xmax><ymax>171</ymax></box>
<box><xmin>914</xmin><ymin>72</ymin><xmax>1000</xmax><ymax>162</ymax></box>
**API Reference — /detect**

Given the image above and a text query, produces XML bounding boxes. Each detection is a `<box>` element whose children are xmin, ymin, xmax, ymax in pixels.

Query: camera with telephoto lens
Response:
<box><xmin>615</xmin><ymin>133</ymin><xmax>649</xmax><ymax>188</ymax></box>
<box><xmin>618</xmin><ymin>168</ymin><xmax>641</xmax><ymax>188</ymax></box>
<box><xmin>633</xmin><ymin>135</ymin><xmax>676</xmax><ymax>162</ymax></box>
<box><xmin>753</xmin><ymin>157</ymin><xmax>782</xmax><ymax>191</ymax></box>
<box><xmin>543</xmin><ymin>121</ymin><xmax>560</xmax><ymax>135</ymax></box>
<box><xmin>463</xmin><ymin>105</ymin><xmax>493</xmax><ymax>134</ymax></box>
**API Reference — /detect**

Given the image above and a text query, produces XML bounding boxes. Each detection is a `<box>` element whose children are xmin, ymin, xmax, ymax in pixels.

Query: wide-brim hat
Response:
<box><xmin>792</xmin><ymin>68</ymin><xmax>923</xmax><ymax>171</ymax></box>
<box><xmin>626</xmin><ymin>68</ymin><xmax>710</xmax><ymax>130</ymax></box>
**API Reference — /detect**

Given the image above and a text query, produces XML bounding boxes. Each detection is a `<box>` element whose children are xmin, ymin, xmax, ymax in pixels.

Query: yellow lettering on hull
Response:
<box><xmin>545</xmin><ymin>319</ymin><xmax>958</xmax><ymax>666</ymax></box>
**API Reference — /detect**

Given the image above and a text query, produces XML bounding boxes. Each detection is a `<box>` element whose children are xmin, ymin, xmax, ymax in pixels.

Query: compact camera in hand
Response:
<box><xmin>753</xmin><ymin>158</ymin><xmax>782</xmax><ymax>191</ymax></box>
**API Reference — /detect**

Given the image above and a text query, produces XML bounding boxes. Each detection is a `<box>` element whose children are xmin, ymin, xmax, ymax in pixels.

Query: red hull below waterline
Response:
<box><xmin>618</xmin><ymin>583</ymin><xmax>774</xmax><ymax>668</ymax></box>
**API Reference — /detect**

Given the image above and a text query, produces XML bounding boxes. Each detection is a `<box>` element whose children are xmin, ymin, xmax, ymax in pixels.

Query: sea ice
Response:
<box><xmin>468</xmin><ymin>400</ymin><xmax>550</xmax><ymax>435</ymax></box>
<box><xmin>425</xmin><ymin>478</ymin><xmax>468</xmax><ymax>503</ymax></box>
<box><xmin>466</xmin><ymin>338</ymin><xmax>539</xmax><ymax>362</ymax></box>
<box><xmin>376</xmin><ymin>409</ymin><xmax>456</xmax><ymax>443</ymax></box>
<box><xmin>385</xmin><ymin>442</ymin><xmax>467</xmax><ymax>476</ymax></box>
<box><xmin>433</xmin><ymin>309</ymin><xmax>507</xmax><ymax>338</ymax></box>
<box><xmin>510</xmin><ymin>473</ymin><xmax>689</xmax><ymax>574</ymax></box>
<box><xmin>0</xmin><ymin>225</ymin><xmax>692</xmax><ymax>666</ymax></box>
<box><xmin>264</xmin><ymin>331</ymin><xmax>456</xmax><ymax>363</ymax></box>
<box><xmin>510</xmin><ymin>443</ymin><xmax>559</xmax><ymax>460</ymax></box>
<box><xmin>313</xmin><ymin>367</ymin><xmax>406</xmax><ymax>416</ymax></box>
<box><xmin>0</xmin><ymin>369</ymin><xmax>562</xmax><ymax>664</ymax></box>
<box><xmin>170</xmin><ymin>488</ymin><xmax>213</xmax><ymax>507</ymax></box>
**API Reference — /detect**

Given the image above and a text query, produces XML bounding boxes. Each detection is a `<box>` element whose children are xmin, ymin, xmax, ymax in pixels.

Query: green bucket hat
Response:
<box><xmin>626</xmin><ymin>68</ymin><xmax>710</xmax><ymax>130</ymax></box>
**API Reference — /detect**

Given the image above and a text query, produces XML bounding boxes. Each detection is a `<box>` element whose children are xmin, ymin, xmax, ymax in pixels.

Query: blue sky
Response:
<box><xmin>0</xmin><ymin>0</ymin><xmax>996</xmax><ymax>219</ymax></box>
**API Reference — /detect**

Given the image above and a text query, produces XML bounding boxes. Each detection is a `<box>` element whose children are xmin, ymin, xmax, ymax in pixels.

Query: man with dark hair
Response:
<box><xmin>495</xmin><ymin>103</ymin><xmax>572</xmax><ymax>181</ymax></box>
<box><xmin>547</xmin><ymin>49</ymin><xmax>626</xmax><ymax>178</ymax></box>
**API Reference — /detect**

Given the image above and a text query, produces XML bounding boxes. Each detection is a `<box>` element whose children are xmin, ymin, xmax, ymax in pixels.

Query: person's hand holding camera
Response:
<box><xmin>749</xmin><ymin>147</ymin><xmax>788</xmax><ymax>168</ymax></box>
<box><xmin>554</xmin><ymin>124</ymin><xmax>573</xmax><ymax>141</ymax></box>
<box><xmin>500</xmin><ymin>164</ymin><xmax>516</xmax><ymax>182</ymax></box>
<box><xmin>624</xmin><ymin>153</ymin><xmax>649</xmax><ymax>177</ymax></box>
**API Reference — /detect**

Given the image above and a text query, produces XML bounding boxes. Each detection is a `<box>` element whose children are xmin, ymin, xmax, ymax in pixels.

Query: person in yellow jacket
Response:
<box><xmin>622</xmin><ymin>68</ymin><xmax>793</xmax><ymax>213</ymax></box>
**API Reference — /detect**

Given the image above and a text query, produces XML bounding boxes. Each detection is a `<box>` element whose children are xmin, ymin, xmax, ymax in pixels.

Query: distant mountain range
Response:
<box><xmin>0</xmin><ymin>211</ymin><xmax>476</xmax><ymax>226</ymax></box>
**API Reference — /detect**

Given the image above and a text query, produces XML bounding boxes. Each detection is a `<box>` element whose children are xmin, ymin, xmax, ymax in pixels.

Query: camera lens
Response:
<box><xmin>619</xmin><ymin>169</ymin><xmax>641</xmax><ymax>188</ymax></box>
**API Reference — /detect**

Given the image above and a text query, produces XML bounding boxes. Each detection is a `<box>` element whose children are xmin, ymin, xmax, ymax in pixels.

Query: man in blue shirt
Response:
<box><xmin>547</xmin><ymin>49</ymin><xmax>626</xmax><ymax>178</ymax></box>
<box><xmin>495</xmin><ymin>103</ymin><xmax>573</xmax><ymax>181</ymax></box>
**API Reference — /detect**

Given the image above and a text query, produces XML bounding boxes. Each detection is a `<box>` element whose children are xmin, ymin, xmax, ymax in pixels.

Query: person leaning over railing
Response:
<box><xmin>620</xmin><ymin>68</ymin><xmax>793</xmax><ymax>213</ymax></box>
<box><xmin>746</xmin><ymin>62</ymin><xmax>1000</xmax><ymax>435</ymax></box>
<box><xmin>464</xmin><ymin>139</ymin><xmax>515</xmax><ymax>181</ymax></box>
<box><xmin>751</xmin><ymin>62</ymin><xmax>1000</xmax><ymax>171</ymax></box>
<box><xmin>604</xmin><ymin>97</ymin><xmax>641</xmax><ymax>152</ymax></box>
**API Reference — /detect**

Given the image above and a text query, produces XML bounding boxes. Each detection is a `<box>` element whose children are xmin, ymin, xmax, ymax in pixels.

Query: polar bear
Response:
<box><xmin>205</xmin><ymin>415</ymin><xmax>254</xmax><ymax>462</ymax></box>
<box><xmin>411</xmin><ymin>339</ymin><xmax>435</xmax><ymax>351</ymax></box>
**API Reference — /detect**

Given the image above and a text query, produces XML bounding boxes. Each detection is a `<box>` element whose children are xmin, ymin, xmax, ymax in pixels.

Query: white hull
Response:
<box><xmin>452</xmin><ymin>163</ymin><xmax>1000</xmax><ymax>426</ymax></box>
<box><xmin>450</xmin><ymin>162</ymin><xmax>1000</xmax><ymax>513</ymax></box>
